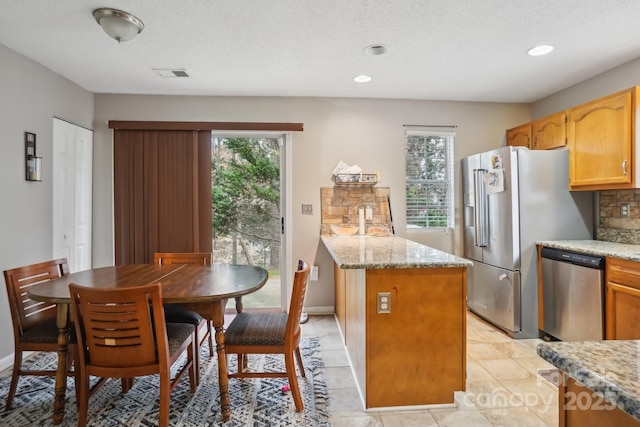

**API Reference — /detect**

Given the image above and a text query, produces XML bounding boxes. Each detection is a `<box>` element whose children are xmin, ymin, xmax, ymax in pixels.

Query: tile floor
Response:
<box><xmin>301</xmin><ymin>312</ymin><xmax>559</xmax><ymax>426</ymax></box>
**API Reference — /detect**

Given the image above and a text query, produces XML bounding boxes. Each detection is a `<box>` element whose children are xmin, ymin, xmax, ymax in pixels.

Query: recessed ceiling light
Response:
<box><xmin>527</xmin><ymin>45</ymin><xmax>554</xmax><ymax>56</ymax></box>
<box><xmin>364</xmin><ymin>44</ymin><xmax>389</xmax><ymax>56</ymax></box>
<box><xmin>353</xmin><ymin>75</ymin><xmax>372</xmax><ymax>83</ymax></box>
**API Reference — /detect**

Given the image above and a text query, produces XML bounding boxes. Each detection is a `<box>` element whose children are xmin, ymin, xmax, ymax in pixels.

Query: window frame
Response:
<box><xmin>405</xmin><ymin>129</ymin><xmax>455</xmax><ymax>231</ymax></box>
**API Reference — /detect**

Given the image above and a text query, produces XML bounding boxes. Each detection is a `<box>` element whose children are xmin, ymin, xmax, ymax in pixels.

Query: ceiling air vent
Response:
<box><xmin>152</xmin><ymin>69</ymin><xmax>190</xmax><ymax>78</ymax></box>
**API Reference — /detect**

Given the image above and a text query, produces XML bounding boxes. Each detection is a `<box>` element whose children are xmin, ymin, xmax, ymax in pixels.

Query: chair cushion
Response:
<box><xmin>21</xmin><ymin>317</ymin><xmax>77</xmax><ymax>343</ymax></box>
<box><xmin>163</xmin><ymin>304</ymin><xmax>203</xmax><ymax>325</ymax></box>
<box><xmin>224</xmin><ymin>312</ymin><xmax>287</xmax><ymax>346</ymax></box>
<box><xmin>166</xmin><ymin>323</ymin><xmax>196</xmax><ymax>355</ymax></box>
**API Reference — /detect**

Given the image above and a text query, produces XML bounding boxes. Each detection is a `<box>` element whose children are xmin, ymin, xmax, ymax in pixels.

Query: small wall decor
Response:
<box><xmin>25</xmin><ymin>131</ymin><xmax>42</xmax><ymax>181</ymax></box>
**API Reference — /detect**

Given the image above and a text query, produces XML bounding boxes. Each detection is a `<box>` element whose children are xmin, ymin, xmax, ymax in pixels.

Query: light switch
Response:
<box><xmin>365</xmin><ymin>205</ymin><xmax>373</xmax><ymax>220</ymax></box>
<box><xmin>302</xmin><ymin>204</ymin><xmax>313</xmax><ymax>215</ymax></box>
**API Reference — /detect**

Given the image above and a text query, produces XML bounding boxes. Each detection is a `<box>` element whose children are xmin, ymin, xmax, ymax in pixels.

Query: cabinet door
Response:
<box><xmin>568</xmin><ymin>89</ymin><xmax>634</xmax><ymax>189</ymax></box>
<box><xmin>531</xmin><ymin>111</ymin><xmax>566</xmax><ymax>150</ymax></box>
<box><xmin>606</xmin><ymin>257</ymin><xmax>640</xmax><ymax>339</ymax></box>
<box><xmin>606</xmin><ymin>283</ymin><xmax>640</xmax><ymax>339</ymax></box>
<box><xmin>506</xmin><ymin>123</ymin><xmax>530</xmax><ymax>148</ymax></box>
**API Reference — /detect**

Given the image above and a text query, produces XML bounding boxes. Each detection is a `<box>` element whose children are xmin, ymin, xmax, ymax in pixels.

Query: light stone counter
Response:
<box><xmin>537</xmin><ymin>239</ymin><xmax>640</xmax><ymax>262</ymax></box>
<box><xmin>537</xmin><ymin>340</ymin><xmax>640</xmax><ymax>421</ymax></box>
<box><xmin>321</xmin><ymin>235</ymin><xmax>472</xmax><ymax>269</ymax></box>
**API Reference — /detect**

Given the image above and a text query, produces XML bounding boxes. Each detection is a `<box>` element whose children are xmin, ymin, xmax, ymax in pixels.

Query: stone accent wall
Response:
<box><xmin>597</xmin><ymin>189</ymin><xmax>640</xmax><ymax>244</ymax></box>
<box><xmin>320</xmin><ymin>187</ymin><xmax>392</xmax><ymax>235</ymax></box>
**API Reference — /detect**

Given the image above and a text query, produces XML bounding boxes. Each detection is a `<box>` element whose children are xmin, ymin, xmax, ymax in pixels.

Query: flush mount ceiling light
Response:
<box><xmin>527</xmin><ymin>45</ymin><xmax>554</xmax><ymax>56</ymax></box>
<box><xmin>93</xmin><ymin>8</ymin><xmax>144</xmax><ymax>43</ymax></box>
<box><xmin>364</xmin><ymin>44</ymin><xmax>389</xmax><ymax>56</ymax></box>
<box><xmin>353</xmin><ymin>74</ymin><xmax>372</xmax><ymax>83</ymax></box>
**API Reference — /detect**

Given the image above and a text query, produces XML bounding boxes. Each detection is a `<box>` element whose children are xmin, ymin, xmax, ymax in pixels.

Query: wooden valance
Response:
<box><xmin>108</xmin><ymin>121</ymin><xmax>304</xmax><ymax>131</ymax></box>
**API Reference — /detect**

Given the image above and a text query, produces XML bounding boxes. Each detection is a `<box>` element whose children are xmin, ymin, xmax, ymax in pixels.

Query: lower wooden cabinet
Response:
<box><xmin>605</xmin><ymin>257</ymin><xmax>640</xmax><ymax>339</ymax></box>
<box><xmin>559</xmin><ymin>375</ymin><xmax>640</xmax><ymax>427</ymax></box>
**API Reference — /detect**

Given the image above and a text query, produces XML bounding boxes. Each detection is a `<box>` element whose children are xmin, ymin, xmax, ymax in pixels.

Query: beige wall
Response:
<box><xmin>532</xmin><ymin>57</ymin><xmax>640</xmax><ymax>119</ymax></box>
<box><xmin>93</xmin><ymin>95</ymin><xmax>530</xmax><ymax>314</ymax></box>
<box><xmin>0</xmin><ymin>44</ymin><xmax>93</xmax><ymax>365</ymax></box>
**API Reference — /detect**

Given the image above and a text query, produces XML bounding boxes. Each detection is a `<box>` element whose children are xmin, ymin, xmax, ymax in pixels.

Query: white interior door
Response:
<box><xmin>53</xmin><ymin>118</ymin><xmax>93</xmax><ymax>272</ymax></box>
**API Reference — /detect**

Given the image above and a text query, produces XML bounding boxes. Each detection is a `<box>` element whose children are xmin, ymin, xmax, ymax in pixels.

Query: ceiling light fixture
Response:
<box><xmin>93</xmin><ymin>8</ymin><xmax>144</xmax><ymax>43</ymax></box>
<box><xmin>354</xmin><ymin>75</ymin><xmax>372</xmax><ymax>83</ymax></box>
<box><xmin>364</xmin><ymin>44</ymin><xmax>389</xmax><ymax>56</ymax></box>
<box><xmin>527</xmin><ymin>45</ymin><xmax>554</xmax><ymax>56</ymax></box>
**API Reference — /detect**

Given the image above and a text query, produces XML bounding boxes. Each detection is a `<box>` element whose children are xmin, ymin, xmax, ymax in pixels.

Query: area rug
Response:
<box><xmin>0</xmin><ymin>337</ymin><xmax>330</xmax><ymax>426</ymax></box>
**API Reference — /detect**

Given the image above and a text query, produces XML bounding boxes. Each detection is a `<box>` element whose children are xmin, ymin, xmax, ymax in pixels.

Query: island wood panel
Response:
<box><xmin>365</xmin><ymin>267</ymin><xmax>466</xmax><ymax>408</ymax></box>
<box><xmin>559</xmin><ymin>375</ymin><xmax>640</xmax><ymax>427</ymax></box>
<box><xmin>345</xmin><ymin>269</ymin><xmax>367</xmax><ymax>402</ymax></box>
<box><xmin>334</xmin><ymin>263</ymin><xmax>347</xmax><ymax>342</ymax></box>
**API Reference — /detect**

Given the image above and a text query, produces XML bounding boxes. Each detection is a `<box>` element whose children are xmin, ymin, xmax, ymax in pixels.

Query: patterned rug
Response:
<box><xmin>0</xmin><ymin>337</ymin><xmax>330</xmax><ymax>426</ymax></box>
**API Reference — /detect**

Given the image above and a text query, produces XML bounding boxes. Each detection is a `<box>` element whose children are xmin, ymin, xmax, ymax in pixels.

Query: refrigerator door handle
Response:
<box><xmin>474</xmin><ymin>169</ymin><xmax>488</xmax><ymax>247</ymax></box>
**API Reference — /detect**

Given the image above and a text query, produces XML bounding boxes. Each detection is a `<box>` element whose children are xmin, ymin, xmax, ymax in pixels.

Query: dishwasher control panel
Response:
<box><xmin>541</xmin><ymin>247</ymin><xmax>604</xmax><ymax>269</ymax></box>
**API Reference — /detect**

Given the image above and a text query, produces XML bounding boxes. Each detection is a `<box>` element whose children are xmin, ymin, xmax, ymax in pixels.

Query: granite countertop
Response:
<box><xmin>537</xmin><ymin>239</ymin><xmax>640</xmax><ymax>262</ymax></box>
<box><xmin>537</xmin><ymin>340</ymin><xmax>640</xmax><ymax>421</ymax></box>
<box><xmin>321</xmin><ymin>235</ymin><xmax>472</xmax><ymax>269</ymax></box>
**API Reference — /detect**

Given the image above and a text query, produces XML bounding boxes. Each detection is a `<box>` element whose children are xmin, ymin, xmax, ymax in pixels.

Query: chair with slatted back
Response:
<box><xmin>3</xmin><ymin>258</ymin><xmax>77</xmax><ymax>411</ymax></box>
<box><xmin>153</xmin><ymin>252</ymin><xmax>214</xmax><ymax>383</ymax></box>
<box><xmin>69</xmin><ymin>282</ymin><xmax>197</xmax><ymax>427</ymax></box>
<box><xmin>224</xmin><ymin>260</ymin><xmax>310</xmax><ymax>411</ymax></box>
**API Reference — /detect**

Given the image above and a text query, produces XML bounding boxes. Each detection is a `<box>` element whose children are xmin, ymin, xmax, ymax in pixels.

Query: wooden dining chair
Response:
<box><xmin>3</xmin><ymin>258</ymin><xmax>78</xmax><ymax>411</ymax></box>
<box><xmin>224</xmin><ymin>260</ymin><xmax>311</xmax><ymax>411</ymax></box>
<box><xmin>153</xmin><ymin>252</ymin><xmax>214</xmax><ymax>363</ymax></box>
<box><xmin>69</xmin><ymin>282</ymin><xmax>197</xmax><ymax>427</ymax></box>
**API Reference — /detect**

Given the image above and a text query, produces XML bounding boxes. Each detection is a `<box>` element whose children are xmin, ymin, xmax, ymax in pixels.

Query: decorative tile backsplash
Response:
<box><xmin>320</xmin><ymin>187</ymin><xmax>392</xmax><ymax>235</ymax></box>
<box><xmin>597</xmin><ymin>190</ymin><xmax>640</xmax><ymax>244</ymax></box>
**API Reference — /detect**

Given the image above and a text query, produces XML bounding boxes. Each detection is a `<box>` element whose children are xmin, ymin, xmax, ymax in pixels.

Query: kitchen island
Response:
<box><xmin>537</xmin><ymin>340</ymin><xmax>640</xmax><ymax>426</ymax></box>
<box><xmin>321</xmin><ymin>235</ymin><xmax>472</xmax><ymax>410</ymax></box>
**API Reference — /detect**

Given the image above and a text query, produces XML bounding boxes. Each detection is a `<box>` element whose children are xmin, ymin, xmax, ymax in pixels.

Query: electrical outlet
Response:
<box><xmin>377</xmin><ymin>292</ymin><xmax>391</xmax><ymax>314</ymax></box>
<box><xmin>301</xmin><ymin>204</ymin><xmax>313</xmax><ymax>215</ymax></box>
<box><xmin>621</xmin><ymin>203</ymin><xmax>630</xmax><ymax>218</ymax></box>
<box><xmin>365</xmin><ymin>205</ymin><xmax>373</xmax><ymax>220</ymax></box>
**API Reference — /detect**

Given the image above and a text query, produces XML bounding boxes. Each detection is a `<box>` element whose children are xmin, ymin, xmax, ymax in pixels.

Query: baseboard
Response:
<box><xmin>0</xmin><ymin>352</ymin><xmax>15</xmax><ymax>373</ymax></box>
<box><xmin>303</xmin><ymin>306</ymin><xmax>334</xmax><ymax>316</ymax></box>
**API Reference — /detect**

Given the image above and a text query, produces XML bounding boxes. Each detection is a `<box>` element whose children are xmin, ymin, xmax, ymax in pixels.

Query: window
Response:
<box><xmin>405</xmin><ymin>129</ymin><xmax>455</xmax><ymax>230</ymax></box>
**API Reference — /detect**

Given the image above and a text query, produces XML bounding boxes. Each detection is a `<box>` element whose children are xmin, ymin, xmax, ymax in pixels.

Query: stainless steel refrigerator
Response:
<box><xmin>462</xmin><ymin>146</ymin><xmax>593</xmax><ymax>339</ymax></box>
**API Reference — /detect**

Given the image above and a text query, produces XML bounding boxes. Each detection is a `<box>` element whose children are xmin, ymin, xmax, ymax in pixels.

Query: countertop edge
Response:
<box><xmin>537</xmin><ymin>341</ymin><xmax>640</xmax><ymax>421</ymax></box>
<box><xmin>321</xmin><ymin>235</ymin><xmax>472</xmax><ymax>269</ymax></box>
<box><xmin>536</xmin><ymin>240</ymin><xmax>640</xmax><ymax>262</ymax></box>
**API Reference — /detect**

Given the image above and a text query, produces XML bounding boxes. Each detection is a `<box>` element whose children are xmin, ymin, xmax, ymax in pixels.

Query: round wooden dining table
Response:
<box><xmin>27</xmin><ymin>263</ymin><xmax>268</xmax><ymax>424</ymax></box>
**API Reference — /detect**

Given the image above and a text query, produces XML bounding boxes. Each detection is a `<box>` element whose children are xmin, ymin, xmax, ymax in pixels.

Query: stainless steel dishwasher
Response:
<box><xmin>540</xmin><ymin>247</ymin><xmax>605</xmax><ymax>341</ymax></box>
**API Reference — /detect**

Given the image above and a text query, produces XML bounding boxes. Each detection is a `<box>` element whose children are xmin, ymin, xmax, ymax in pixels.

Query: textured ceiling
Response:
<box><xmin>2</xmin><ymin>0</ymin><xmax>640</xmax><ymax>103</ymax></box>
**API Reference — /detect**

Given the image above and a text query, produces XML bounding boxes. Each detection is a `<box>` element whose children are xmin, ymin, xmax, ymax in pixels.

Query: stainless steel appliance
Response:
<box><xmin>540</xmin><ymin>247</ymin><xmax>604</xmax><ymax>341</ymax></box>
<box><xmin>462</xmin><ymin>147</ymin><xmax>593</xmax><ymax>338</ymax></box>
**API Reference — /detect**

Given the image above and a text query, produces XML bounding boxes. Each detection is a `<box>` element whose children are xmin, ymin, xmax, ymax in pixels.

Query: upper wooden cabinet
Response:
<box><xmin>531</xmin><ymin>111</ymin><xmax>566</xmax><ymax>150</ymax></box>
<box><xmin>506</xmin><ymin>123</ymin><xmax>530</xmax><ymax>148</ymax></box>
<box><xmin>568</xmin><ymin>87</ymin><xmax>637</xmax><ymax>190</ymax></box>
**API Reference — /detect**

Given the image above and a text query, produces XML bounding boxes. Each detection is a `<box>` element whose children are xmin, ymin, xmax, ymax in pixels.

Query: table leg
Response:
<box><xmin>53</xmin><ymin>304</ymin><xmax>70</xmax><ymax>425</ymax></box>
<box><xmin>234</xmin><ymin>296</ymin><xmax>243</xmax><ymax>313</ymax></box>
<box><xmin>212</xmin><ymin>301</ymin><xmax>231</xmax><ymax>422</ymax></box>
